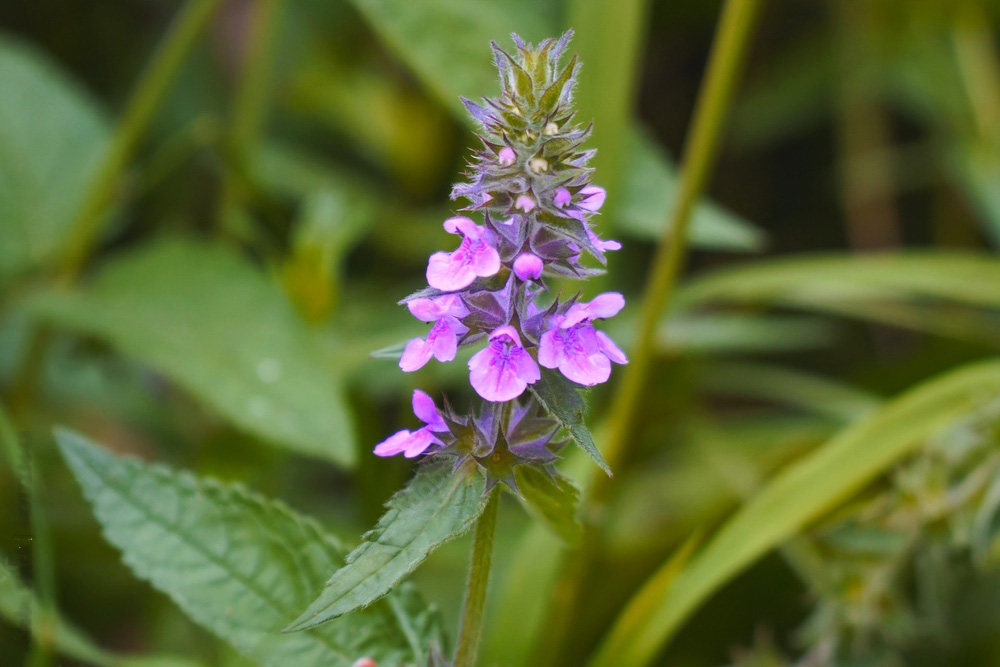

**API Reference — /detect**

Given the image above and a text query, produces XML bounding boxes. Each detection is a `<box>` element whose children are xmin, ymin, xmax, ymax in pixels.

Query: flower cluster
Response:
<box><xmin>373</xmin><ymin>32</ymin><xmax>627</xmax><ymax>483</ymax></box>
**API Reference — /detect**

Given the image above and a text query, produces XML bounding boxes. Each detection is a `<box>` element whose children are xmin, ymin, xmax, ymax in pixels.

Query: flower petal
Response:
<box><xmin>407</xmin><ymin>297</ymin><xmax>442</xmax><ymax>322</ymax></box>
<box><xmin>470</xmin><ymin>242</ymin><xmax>502</xmax><ymax>278</ymax></box>
<box><xmin>428</xmin><ymin>319</ymin><xmax>458</xmax><ymax>362</ymax></box>
<box><xmin>490</xmin><ymin>325</ymin><xmax>522</xmax><ymax>346</ymax></box>
<box><xmin>403</xmin><ymin>427</ymin><xmax>438</xmax><ymax>458</ymax></box>
<box><xmin>579</xmin><ymin>185</ymin><xmax>606</xmax><ymax>212</ymax></box>
<box><xmin>443</xmin><ymin>216</ymin><xmax>480</xmax><ymax>237</ymax></box>
<box><xmin>560</xmin><ymin>351</ymin><xmax>611</xmax><ymax>386</ymax></box>
<box><xmin>596</xmin><ymin>330</ymin><xmax>628</xmax><ymax>364</ymax></box>
<box><xmin>537</xmin><ymin>328</ymin><xmax>565</xmax><ymax>369</ymax></box>
<box><xmin>399</xmin><ymin>337</ymin><xmax>433</xmax><ymax>372</ymax></box>
<box><xmin>587</xmin><ymin>292</ymin><xmax>625</xmax><ymax>319</ymax></box>
<box><xmin>411</xmin><ymin>390</ymin><xmax>446</xmax><ymax>431</ymax></box>
<box><xmin>427</xmin><ymin>250</ymin><xmax>477</xmax><ymax>291</ymax></box>
<box><xmin>469</xmin><ymin>352</ymin><xmax>527</xmax><ymax>402</ymax></box>
<box><xmin>511</xmin><ymin>347</ymin><xmax>541</xmax><ymax>384</ymax></box>
<box><xmin>373</xmin><ymin>430</ymin><xmax>413</xmax><ymax>457</ymax></box>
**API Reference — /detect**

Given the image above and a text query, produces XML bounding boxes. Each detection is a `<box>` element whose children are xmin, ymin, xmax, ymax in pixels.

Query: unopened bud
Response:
<box><xmin>544</xmin><ymin>121</ymin><xmax>559</xmax><ymax>136</ymax></box>
<box><xmin>498</xmin><ymin>147</ymin><xmax>516</xmax><ymax>166</ymax></box>
<box><xmin>529</xmin><ymin>157</ymin><xmax>548</xmax><ymax>173</ymax></box>
<box><xmin>513</xmin><ymin>253</ymin><xmax>544</xmax><ymax>281</ymax></box>
<box><xmin>515</xmin><ymin>194</ymin><xmax>536</xmax><ymax>212</ymax></box>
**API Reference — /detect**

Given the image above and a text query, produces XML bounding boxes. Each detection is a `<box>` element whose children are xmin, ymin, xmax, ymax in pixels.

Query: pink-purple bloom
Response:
<box><xmin>373</xmin><ymin>390</ymin><xmax>449</xmax><ymax>457</ymax></box>
<box><xmin>426</xmin><ymin>217</ymin><xmax>501</xmax><ymax>291</ymax></box>
<box><xmin>399</xmin><ymin>294</ymin><xmax>470</xmax><ymax>371</ymax></box>
<box><xmin>554</xmin><ymin>187</ymin><xmax>572</xmax><ymax>208</ymax></box>
<box><xmin>468</xmin><ymin>326</ymin><xmax>541</xmax><ymax>402</ymax></box>
<box><xmin>538</xmin><ymin>293</ymin><xmax>627</xmax><ymax>385</ymax></box>
<box><xmin>513</xmin><ymin>253</ymin><xmax>544</xmax><ymax>281</ymax></box>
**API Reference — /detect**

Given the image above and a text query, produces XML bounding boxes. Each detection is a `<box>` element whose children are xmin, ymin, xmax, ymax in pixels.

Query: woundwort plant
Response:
<box><xmin>284</xmin><ymin>30</ymin><xmax>625</xmax><ymax>664</ymax></box>
<box><xmin>373</xmin><ymin>30</ymin><xmax>626</xmax><ymax>483</ymax></box>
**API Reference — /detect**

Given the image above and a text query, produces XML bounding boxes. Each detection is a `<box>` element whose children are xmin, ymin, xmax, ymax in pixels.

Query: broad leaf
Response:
<box><xmin>595</xmin><ymin>358</ymin><xmax>1000</xmax><ymax>666</ymax></box>
<box><xmin>345</xmin><ymin>0</ymin><xmax>763</xmax><ymax>251</ymax></box>
<box><xmin>287</xmin><ymin>462</ymin><xmax>488</xmax><ymax>632</ymax></box>
<box><xmin>529</xmin><ymin>368</ymin><xmax>610</xmax><ymax>476</ymax></box>
<box><xmin>514</xmin><ymin>466</ymin><xmax>582</xmax><ymax>544</ymax></box>
<box><xmin>56</xmin><ymin>429</ymin><xmax>445</xmax><ymax>666</ymax></box>
<box><xmin>31</xmin><ymin>239</ymin><xmax>355</xmax><ymax>466</ymax></box>
<box><xmin>0</xmin><ymin>34</ymin><xmax>109</xmax><ymax>284</ymax></box>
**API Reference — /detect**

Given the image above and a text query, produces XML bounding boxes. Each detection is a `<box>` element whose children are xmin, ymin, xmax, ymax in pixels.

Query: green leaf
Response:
<box><xmin>700</xmin><ymin>361</ymin><xmax>882</xmax><ymax>422</ymax></box>
<box><xmin>529</xmin><ymin>368</ymin><xmax>611</xmax><ymax>476</ymax></box>
<box><xmin>0</xmin><ymin>33</ymin><xmax>109</xmax><ymax>284</ymax></box>
<box><xmin>590</xmin><ymin>533</ymin><xmax>700</xmax><ymax>667</ymax></box>
<box><xmin>675</xmin><ymin>251</ymin><xmax>1000</xmax><ymax>310</ymax></box>
<box><xmin>595</xmin><ymin>357</ymin><xmax>1000</xmax><ymax>666</ymax></box>
<box><xmin>31</xmin><ymin>239</ymin><xmax>355</xmax><ymax>467</ymax></box>
<box><xmin>513</xmin><ymin>466</ymin><xmax>582</xmax><ymax>544</ymax></box>
<box><xmin>343</xmin><ymin>0</ymin><xmax>763</xmax><ymax>251</ymax></box>
<box><xmin>287</xmin><ymin>462</ymin><xmax>488</xmax><ymax>632</ymax></box>
<box><xmin>55</xmin><ymin>428</ymin><xmax>445</xmax><ymax>666</ymax></box>
<box><xmin>618</xmin><ymin>128</ymin><xmax>766</xmax><ymax>251</ymax></box>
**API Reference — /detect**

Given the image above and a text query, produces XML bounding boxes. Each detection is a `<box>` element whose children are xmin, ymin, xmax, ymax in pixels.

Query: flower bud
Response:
<box><xmin>498</xmin><ymin>146</ymin><xmax>516</xmax><ymax>166</ymax></box>
<box><xmin>529</xmin><ymin>157</ymin><xmax>549</xmax><ymax>173</ymax></box>
<box><xmin>515</xmin><ymin>194</ymin><xmax>536</xmax><ymax>212</ymax></box>
<box><xmin>513</xmin><ymin>253</ymin><xmax>544</xmax><ymax>281</ymax></box>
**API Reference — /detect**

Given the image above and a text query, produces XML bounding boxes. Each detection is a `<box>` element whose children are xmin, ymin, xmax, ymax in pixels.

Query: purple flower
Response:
<box><xmin>468</xmin><ymin>325</ymin><xmax>541</xmax><ymax>402</ymax></box>
<box><xmin>538</xmin><ymin>293</ymin><xmax>627</xmax><ymax>386</ymax></box>
<box><xmin>513</xmin><ymin>252</ymin><xmax>544</xmax><ymax>280</ymax></box>
<box><xmin>373</xmin><ymin>390</ymin><xmax>449</xmax><ymax>458</ymax></box>
<box><xmin>399</xmin><ymin>294</ymin><xmax>470</xmax><ymax>372</ymax></box>
<box><xmin>426</xmin><ymin>217</ymin><xmax>502</xmax><ymax>291</ymax></box>
<box><xmin>498</xmin><ymin>147</ymin><xmax>516</xmax><ymax>166</ymax></box>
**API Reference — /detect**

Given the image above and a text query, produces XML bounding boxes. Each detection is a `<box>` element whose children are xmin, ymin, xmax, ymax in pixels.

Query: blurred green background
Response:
<box><xmin>3</xmin><ymin>0</ymin><xmax>1000</xmax><ymax>665</ymax></box>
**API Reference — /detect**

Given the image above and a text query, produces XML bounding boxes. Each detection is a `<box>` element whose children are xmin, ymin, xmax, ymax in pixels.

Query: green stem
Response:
<box><xmin>533</xmin><ymin>2</ymin><xmax>764</xmax><ymax>662</ymax></box>
<box><xmin>9</xmin><ymin>0</ymin><xmax>221</xmax><ymax>415</ymax></box>
<box><xmin>455</xmin><ymin>489</ymin><xmax>500</xmax><ymax>667</ymax></box>
<box><xmin>599</xmin><ymin>0</ymin><xmax>764</xmax><ymax>485</ymax></box>
<box><xmin>216</xmin><ymin>0</ymin><xmax>285</xmax><ymax>235</ymax></box>
<box><xmin>1</xmin><ymin>405</ymin><xmax>57</xmax><ymax>664</ymax></box>
<box><xmin>58</xmin><ymin>0</ymin><xmax>223</xmax><ymax>283</ymax></box>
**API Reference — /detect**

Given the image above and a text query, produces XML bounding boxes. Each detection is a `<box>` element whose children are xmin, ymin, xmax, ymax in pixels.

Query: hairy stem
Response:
<box><xmin>455</xmin><ymin>488</ymin><xmax>500</xmax><ymax>667</ymax></box>
<box><xmin>534</xmin><ymin>1</ymin><xmax>765</xmax><ymax>662</ymax></box>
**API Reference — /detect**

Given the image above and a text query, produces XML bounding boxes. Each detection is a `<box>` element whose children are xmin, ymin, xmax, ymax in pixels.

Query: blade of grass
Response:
<box><xmin>593</xmin><ymin>357</ymin><xmax>1000</xmax><ymax>666</ymax></box>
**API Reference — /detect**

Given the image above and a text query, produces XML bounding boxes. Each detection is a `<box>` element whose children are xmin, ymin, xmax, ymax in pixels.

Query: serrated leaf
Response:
<box><xmin>529</xmin><ymin>368</ymin><xmax>610</xmax><ymax>476</ymax></box>
<box><xmin>0</xmin><ymin>34</ymin><xmax>110</xmax><ymax>284</ymax></box>
<box><xmin>596</xmin><ymin>358</ymin><xmax>1000</xmax><ymax>666</ymax></box>
<box><xmin>344</xmin><ymin>0</ymin><xmax>764</xmax><ymax>251</ymax></box>
<box><xmin>31</xmin><ymin>239</ymin><xmax>355</xmax><ymax>467</ymax></box>
<box><xmin>514</xmin><ymin>466</ymin><xmax>582</xmax><ymax>543</ymax></box>
<box><xmin>55</xmin><ymin>429</ymin><xmax>445</xmax><ymax>667</ymax></box>
<box><xmin>287</xmin><ymin>462</ymin><xmax>488</xmax><ymax>632</ymax></box>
